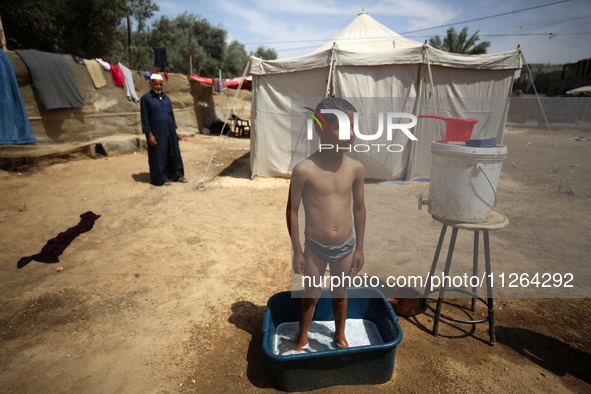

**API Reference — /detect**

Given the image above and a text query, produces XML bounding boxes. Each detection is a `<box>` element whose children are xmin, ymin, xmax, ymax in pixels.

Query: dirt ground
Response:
<box><xmin>1</xmin><ymin>125</ymin><xmax>590</xmax><ymax>393</ymax></box>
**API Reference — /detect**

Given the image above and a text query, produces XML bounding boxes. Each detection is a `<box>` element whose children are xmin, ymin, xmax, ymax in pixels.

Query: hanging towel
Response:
<box><xmin>15</xmin><ymin>49</ymin><xmax>85</xmax><ymax>110</ymax></box>
<box><xmin>153</xmin><ymin>48</ymin><xmax>169</xmax><ymax>68</ymax></box>
<box><xmin>118</xmin><ymin>62</ymin><xmax>139</xmax><ymax>104</ymax></box>
<box><xmin>213</xmin><ymin>78</ymin><xmax>227</xmax><ymax>93</ymax></box>
<box><xmin>95</xmin><ymin>58</ymin><xmax>111</xmax><ymax>71</ymax></box>
<box><xmin>109</xmin><ymin>63</ymin><xmax>125</xmax><ymax>87</ymax></box>
<box><xmin>0</xmin><ymin>49</ymin><xmax>36</xmax><ymax>144</ymax></box>
<box><xmin>84</xmin><ymin>59</ymin><xmax>107</xmax><ymax>89</ymax></box>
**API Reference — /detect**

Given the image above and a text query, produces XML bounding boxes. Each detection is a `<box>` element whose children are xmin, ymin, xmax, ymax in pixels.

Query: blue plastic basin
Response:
<box><xmin>262</xmin><ymin>287</ymin><xmax>403</xmax><ymax>391</ymax></box>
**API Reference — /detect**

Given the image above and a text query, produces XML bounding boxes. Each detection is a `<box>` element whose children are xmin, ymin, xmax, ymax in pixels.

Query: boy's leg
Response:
<box><xmin>295</xmin><ymin>248</ymin><xmax>327</xmax><ymax>351</ymax></box>
<box><xmin>329</xmin><ymin>253</ymin><xmax>354</xmax><ymax>348</ymax></box>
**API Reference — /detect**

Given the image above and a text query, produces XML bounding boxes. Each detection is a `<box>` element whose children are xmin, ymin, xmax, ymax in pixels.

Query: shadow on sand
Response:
<box><xmin>228</xmin><ymin>300</ymin><xmax>276</xmax><ymax>389</ymax></box>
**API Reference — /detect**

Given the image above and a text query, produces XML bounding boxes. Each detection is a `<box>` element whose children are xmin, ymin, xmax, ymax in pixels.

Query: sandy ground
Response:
<box><xmin>1</xmin><ymin>126</ymin><xmax>590</xmax><ymax>393</ymax></box>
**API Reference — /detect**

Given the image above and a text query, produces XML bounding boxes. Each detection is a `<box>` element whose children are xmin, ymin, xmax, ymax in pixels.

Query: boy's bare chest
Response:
<box><xmin>307</xmin><ymin>170</ymin><xmax>354</xmax><ymax>196</ymax></box>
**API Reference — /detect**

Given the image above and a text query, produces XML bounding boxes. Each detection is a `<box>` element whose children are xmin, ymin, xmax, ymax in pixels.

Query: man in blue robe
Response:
<box><xmin>140</xmin><ymin>74</ymin><xmax>187</xmax><ymax>186</ymax></box>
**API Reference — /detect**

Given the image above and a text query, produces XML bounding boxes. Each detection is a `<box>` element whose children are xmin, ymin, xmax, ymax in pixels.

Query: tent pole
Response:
<box><xmin>325</xmin><ymin>43</ymin><xmax>337</xmax><ymax>97</ymax></box>
<box><xmin>189</xmin><ymin>31</ymin><xmax>193</xmax><ymax>76</ymax></box>
<box><xmin>127</xmin><ymin>15</ymin><xmax>133</xmax><ymax>69</ymax></box>
<box><xmin>425</xmin><ymin>46</ymin><xmax>435</xmax><ymax>98</ymax></box>
<box><xmin>406</xmin><ymin>46</ymin><xmax>427</xmax><ymax>180</ymax></box>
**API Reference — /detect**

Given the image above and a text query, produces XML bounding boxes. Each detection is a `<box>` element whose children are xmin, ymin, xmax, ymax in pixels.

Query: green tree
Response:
<box><xmin>108</xmin><ymin>10</ymin><xmax>274</xmax><ymax>75</ymax></box>
<box><xmin>429</xmin><ymin>26</ymin><xmax>490</xmax><ymax>55</ymax></box>
<box><xmin>252</xmin><ymin>46</ymin><xmax>278</xmax><ymax>60</ymax></box>
<box><xmin>147</xmin><ymin>12</ymin><xmax>228</xmax><ymax>76</ymax></box>
<box><xmin>224</xmin><ymin>40</ymin><xmax>249</xmax><ymax>77</ymax></box>
<box><xmin>2</xmin><ymin>0</ymin><xmax>128</xmax><ymax>58</ymax></box>
<box><xmin>128</xmin><ymin>0</ymin><xmax>159</xmax><ymax>33</ymax></box>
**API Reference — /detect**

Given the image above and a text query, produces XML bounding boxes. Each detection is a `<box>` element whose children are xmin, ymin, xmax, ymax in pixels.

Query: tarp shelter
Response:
<box><xmin>0</xmin><ymin>50</ymin><xmax>217</xmax><ymax>159</ymax></box>
<box><xmin>188</xmin><ymin>75</ymin><xmax>252</xmax><ymax>90</ymax></box>
<box><xmin>249</xmin><ymin>12</ymin><xmax>521</xmax><ymax>180</ymax></box>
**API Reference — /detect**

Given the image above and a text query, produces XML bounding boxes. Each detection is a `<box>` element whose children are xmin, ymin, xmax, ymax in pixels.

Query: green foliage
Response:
<box><xmin>252</xmin><ymin>46</ymin><xmax>278</xmax><ymax>60</ymax></box>
<box><xmin>128</xmin><ymin>0</ymin><xmax>159</xmax><ymax>33</ymax></box>
<box><xmin>429</xmin><ymin>26</ymin><xmax>490</xmax><ymax>55</ymax></box>
<box><xmin>225</xmin><ymin>40</ymin><xmax>250</xmax><ymax>77</ymax></box>
<box><xmin>2</xmin><ymin>0</ymin><xmax>129</xmax><ymax>58</ymax></box>
<box><xmin>2</xmin><ymin>0</ymin><xmax>276</xmax><ymax>76</ymax></box>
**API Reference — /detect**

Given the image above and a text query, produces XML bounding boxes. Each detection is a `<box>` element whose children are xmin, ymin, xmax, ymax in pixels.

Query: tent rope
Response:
<box><xmin>521</xmin><ymin>52</ymin><xmax>575</xmax><ymax>196</ymax></box>
<box><xmin>195</xmin><ymin>60</ymin><xmax>251</xmax><ymax>189</ymax></box>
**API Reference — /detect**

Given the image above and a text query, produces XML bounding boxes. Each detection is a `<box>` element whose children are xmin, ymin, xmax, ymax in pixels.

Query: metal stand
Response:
<box><xmin>423</xmin><ymin>212</ymin><xmax>509</xmax><ymax>345</ymax></box>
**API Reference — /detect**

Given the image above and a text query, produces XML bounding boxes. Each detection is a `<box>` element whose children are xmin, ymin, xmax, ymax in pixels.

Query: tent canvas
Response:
<box><xmin>0</xmin><ymin>50</ymin><xmax>217</xmax><ymax>158</ymax></box>
<box><xmin>249</xmin><ymin>12</ymin><xmax>521</xmax><ymax>180</ymax></box>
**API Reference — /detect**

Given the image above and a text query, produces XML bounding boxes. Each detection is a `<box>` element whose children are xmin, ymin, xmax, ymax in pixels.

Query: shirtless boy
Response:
<box><xmin>287</xmin><ymin>97</ymin><xmax>366</xmax><ymax>351</ymax></box>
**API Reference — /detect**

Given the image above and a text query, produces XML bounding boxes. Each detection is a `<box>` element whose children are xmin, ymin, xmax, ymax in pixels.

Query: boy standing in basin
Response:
<box><xmin>287</xmin><ymin>97</ymin><xmax>366</xmax><ymax>350</ymax></box>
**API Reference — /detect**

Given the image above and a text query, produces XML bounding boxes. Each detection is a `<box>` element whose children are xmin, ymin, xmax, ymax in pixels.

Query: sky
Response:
<box><xmin>151</xmin><ymin>0</ymin><xmax>591</xmax><ymax>65</ymax></box>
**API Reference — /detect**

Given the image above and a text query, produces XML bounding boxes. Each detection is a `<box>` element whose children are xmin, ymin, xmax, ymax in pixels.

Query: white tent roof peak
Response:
<box><xmin>312</xmin><ymin>12</ymin><xmax>422</xmax><ymax>53</ymax></box>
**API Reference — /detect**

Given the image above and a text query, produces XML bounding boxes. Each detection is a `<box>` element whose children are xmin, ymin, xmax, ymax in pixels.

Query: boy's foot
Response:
<box><xmin>335</xmin><ymin>334</ymin><xmax>349</xmax><ymax>348</ymax></box>
<box><xmin>293</xmin><ymin>339</ymin><xmax>309</xmax><ymax>352</ymax></box>
<box><xmin>171</xmin><ymin>177</ymin><xmax>188</xmax><ymax>183</ymax></box>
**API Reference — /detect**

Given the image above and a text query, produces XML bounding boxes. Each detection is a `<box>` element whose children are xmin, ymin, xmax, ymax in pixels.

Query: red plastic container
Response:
<box><xmin>419</xmin><ymin>115</ymin><xmax>478</xmax><ymax>143</ymax></box>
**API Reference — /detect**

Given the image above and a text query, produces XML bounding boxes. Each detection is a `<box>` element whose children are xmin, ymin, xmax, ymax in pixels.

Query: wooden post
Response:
<box><xmin>127</xmin><ymin>14</ymin><xmax>133</xmax><ymax>69</ymax></box>
<box><xmin>0</xmin><ymin>14</ymin><xmax>8</xmax><ymax>51</ymax></box>
<box><xmin>189</xmin><ymin>31</ymin><xmax>193</xmax><ymax>76</ymax></box>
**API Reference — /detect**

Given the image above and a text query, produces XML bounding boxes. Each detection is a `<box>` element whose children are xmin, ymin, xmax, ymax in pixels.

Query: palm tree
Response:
<box><xmin>429</xmin><ymin>26</ymin><xmax>490</xmax><ymax>55</ymax></box>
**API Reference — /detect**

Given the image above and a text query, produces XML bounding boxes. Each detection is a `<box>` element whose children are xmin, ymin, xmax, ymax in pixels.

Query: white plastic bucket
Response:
<box><xmin>428</xmin><ymin>141</ymin><xmax>507</xmax><ymax>223</ymax></box>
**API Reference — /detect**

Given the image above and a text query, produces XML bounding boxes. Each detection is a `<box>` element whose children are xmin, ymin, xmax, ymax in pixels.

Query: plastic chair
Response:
<box><xmin>231</xmin><ymin>114</ymin><xmax>250</xmax><ymax>137</ymax></box>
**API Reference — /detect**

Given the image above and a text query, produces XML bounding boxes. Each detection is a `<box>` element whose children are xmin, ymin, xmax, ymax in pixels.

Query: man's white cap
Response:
<box><xmin>150</xmin><ymin>73</ymin><xmax>163</xmax><ymax>81</ymax></box>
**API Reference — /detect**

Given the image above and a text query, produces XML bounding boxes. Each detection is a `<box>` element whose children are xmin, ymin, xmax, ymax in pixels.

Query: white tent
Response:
<box><xmin>249</xmin><ymin>12</ymin><xmax>521</xmax><ymax>180</ymax></box>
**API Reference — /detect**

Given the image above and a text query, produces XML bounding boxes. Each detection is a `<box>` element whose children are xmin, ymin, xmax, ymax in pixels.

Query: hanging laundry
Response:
<box><xmin>0</xmin><ymin>49</ymin><xmax>36</xmax><ymax>144</ymax></box>
<box><xmin>95</xmin><ymin>58</ymin><xmax>111</xmax><ymax>71</ymax></box>
<box><xmin>213</xmin><ymin>78</ymin><xmax>227</xmax><ymax>93</ymax></box>
<box><xmin>144</xmin><ymin>71</ymin><xmax>152</xmax><ymax>79</ymax></box>
<box><xmin>118</xmin><ymin>62</ymin><xmax>139</xmax><ymax>103</ymax></box>
<box><xmin>15</xmin><ymin>49</ymin><xmax>85</xmax><ymax>110</ymax></box>
<box><xmin>84</xmin><ymin>59</ymin><xmax>107</xmax><ymax>89</ymax></box>
<box><xmin>109</xmin><ymin>63</ymin><xmax>125</xmax><ymax>87</ymax></box>
<box><xmin>70</xmin><ymin>55</ymin><xmax>85</xmax><ymax>65</ymax></box>
<box><xmin>153</xmin><ymin>48</ymin><xmax>169</xmax><ymax>68</ymax></box>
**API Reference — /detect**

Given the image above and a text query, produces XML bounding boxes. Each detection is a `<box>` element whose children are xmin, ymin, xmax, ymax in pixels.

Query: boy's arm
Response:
<box><xmin>351</xmin><ymin>162</ymin><xmax>366</xmax><ymax>274</ymax></box>
<box><xmin>286</xmin><ymin>183</ymin><xmax>292</xmax><ymax>237</ymax></box>
<box><xmin>290</xmin><ymin>165</ymin><xmax>306</xmax><ymax>274</ymax></box>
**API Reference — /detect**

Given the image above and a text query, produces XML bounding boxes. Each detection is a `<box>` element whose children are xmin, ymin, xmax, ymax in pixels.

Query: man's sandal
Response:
<box><xmin>172</xmin><ymin>177</ymin><xmax>188</xmax><ymax>183</ymax></box>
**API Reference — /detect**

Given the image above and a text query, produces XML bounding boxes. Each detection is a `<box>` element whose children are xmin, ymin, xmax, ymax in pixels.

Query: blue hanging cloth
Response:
<box><xmin>0</xmin><ymin>49</ymin><xmax>36</xmax><ymax>145</ymax></box>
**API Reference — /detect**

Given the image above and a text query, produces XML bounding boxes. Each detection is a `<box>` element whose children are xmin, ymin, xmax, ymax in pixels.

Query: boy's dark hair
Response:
<box><xmin>315</xmin><ymin>97</ymin><xmax>356</xmax><ymax>127</ymax></box>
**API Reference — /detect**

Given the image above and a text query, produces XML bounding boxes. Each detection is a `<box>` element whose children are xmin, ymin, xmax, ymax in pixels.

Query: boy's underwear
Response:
<box><xmin>304</xmin><ymin>232</ymin><xmax>356</xmax><ymax>263</ymax></box>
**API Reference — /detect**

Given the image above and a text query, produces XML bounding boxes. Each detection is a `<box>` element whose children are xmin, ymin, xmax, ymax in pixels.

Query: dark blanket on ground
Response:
<box><xmin>15</xmin><ymin>49</ymin><xmax>85</xmax><ymax>110</ymax></box>
<box><xmin>0</xmin><ymin>49</ymin><xmax>36</xmax><ymax>144</ymax></box>
<box><xmin>17</xmin><ymin>211</ymin><xmax>101</xmax><ymax>269</ymax></box>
